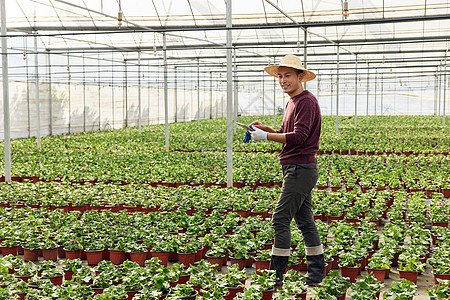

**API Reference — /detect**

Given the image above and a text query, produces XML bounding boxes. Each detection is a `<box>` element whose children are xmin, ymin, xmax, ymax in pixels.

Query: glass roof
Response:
<box><xmin>3</xmin><ymin>0</ymin><xmax>450</xmax><ymax>86</ymax></box>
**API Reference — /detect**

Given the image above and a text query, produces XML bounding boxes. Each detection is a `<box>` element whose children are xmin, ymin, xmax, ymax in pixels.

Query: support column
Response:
<box><xmin>67</xmin><ymin>54</ymin><xmax>71</xmax><ymax>133</ymax></box>
<box><xmin>303</xmin><ymin>27</ymin><xmax>307</xmax><ymax>90</ymax></box>
<box><xmin>210</xmin><ymin>71</ymin><xmax>212</xmax><ymax>119</ymax></box>
<box><xmin>83</xmin><ymin>54</ymin><xmax>86</xmax><ymax>131</ymax></box>
<box><xmin>233</xmin><ymin>48</ymin><xmax>238</xmax><ymax>133</ymax></box>
<box><xmin>47</xmin><ymin>51</ymin><xmax>52</xmax><ymax>135</ymax></box>
<box><xmin>366</xmin><ymin>63</ymin><xmax>369</xmax><ymax>122</ymax></box>
<box><xmin>273</xmin><ymin>57</ymin><xmax>276</xmax><ymax>127</ymax></box>
<box><xmin>226</xmin><ymin>0</ymin><xmax>233</xmax><ymax>187</ymax></box>
<box><xmin>381</xmin><ymin>73</ymin><xmax>384</xmax><ymax>115</ymax></box>
<box><xmin>438</xmin><ymin>64</ymin><xmax>442</xmax><ymax>119</ymax></box>
<box><xmin>163</xmin><ymin>32</ymin><xmax>169</xmax><ymax>151</ymax></box>
<box><xmin>26</xmin><ymin>43</ymin><xmax>30</xmax><ymax>137</ymax></box>
<box><xmin>354</xmin><ymin>58</ymin><xmax>358</xmax><ymax>126</ymax></box>
<box><xmin>138</xmin><ymin>51</ymin><xmax>142</xmax><ymax>133</ymax></box>
<box><xmin>174</xmin><ymin>66</ymin><xmax>177</xmax><ymax>122</ymax></box>
<box><xmin>34</xmin><ymin>34</ymin><xmax>41</xmax><ymax>147</ymax></box>
<box><xmin>197</xmin><ymin>58</ymin><xmax>200</xmax><ymax>125</ymax></box>
<box><xmin>444</xmin><ymin>55</ymin><xmax>447</xmax><ymax>125</ymax></box>
<box><xmin>124</xmin><ymin>60</ymin><xmax>128</xmax><ymax>127</ymax></box>
<box><xmin>1</xmin><ymin>0</ymin><xmax>11</xmax><ymax>182</ymax></box>
<box><xmin>374</xmin><ymin>69</ymin><xmax>377</xmax><ymax>116</ymax></box>
<box><xmin>335</xmin><ymin>45</ymin><xmax>339</xmax><ymax>134</ymax></box>
<box><xmin>262</xmin><ymin>71</ymin><xmax>265</xmax><ymax>116</ymax></box>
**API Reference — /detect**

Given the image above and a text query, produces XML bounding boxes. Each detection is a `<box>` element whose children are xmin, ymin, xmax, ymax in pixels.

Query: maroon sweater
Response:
<box><xmin>276</xmin><ymin>90</ymin><xmax>321</xmax><ymax>165</ymax></box>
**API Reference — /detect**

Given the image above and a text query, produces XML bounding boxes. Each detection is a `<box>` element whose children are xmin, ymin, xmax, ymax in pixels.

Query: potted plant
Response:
<box><xmin>64</xmin><ymin>239</ymin><xmax>83</xmax><ymax>260</ymax></box>
<box><xmin>397</xmin><ymin>252</ymin><xmax>425</xmax><ymax>284</ymax></box>
<box><xmin>205</xmin><ymin>247</ymin><xmax>226</xmax><ymax>271</ymax></box>
<box><xmin>166</xmin><ymin>283</ymin><xmax>197</xmax><ymax>299</ymax></box>
<box><xmin>217</xmin><ymin>264</ymin><xmax>247</xmax><ymax>299</ymax></box>
<box><xmin>311</xmin><ymin>270</ymin><xmax>351</xmax><ymax>300</ymax></box>
<box><xmin>367</xmin><ymin>252</ymin><xmax>391</xmax><ymax>283</ymax></box>
<box><xmin>126</xmin><ymin>242</ymin><xmax>147</xmax><ymax>267</ymax></box>
<box><xmin>94</xmin><ymin>284</ymin><xmax>127</xmax><ymax>300</ymax></box>
<box><xmin>41</xmin><ymin>238</ymin><xmax>59</xmax><ymax>261</ymax></box>
<box><xmin>234</xmin><ymin>287</ymin><xmax>263</xmax><ymax>300</ymax></box>
<box><xmin>428</xmin><ymin>247</ymin><xmax>450</xmax><ymax>284</ymax></box>
<box><xmin>254</xmin><ymin>249</ymin><xmax>271</xmax><ymax>274</ymax></box>
<box><xmin>348</xmin><ymin>274</ymin><xmax>384</xmax><ymax>300</ymax></box>
<box><xmin>383</xmin><ymin>279</ymin><xmax>417</xmax><ymax>300</ymax></box>
<box><xmin>62</xmin><ymin>258</ymin><xmax>83</xmax><ymax>281</ymax></box>
<box><xmin>85</xmin><ymin>240</ymin><xmax>106</xmax><ymax>266</ymax></box>
<box><xmin>338</xmin><ymin>250</ymin><xmax>361</xmax><ymax>283</ymax></box>
<box><xmin>425</xmin><ymin>278</ymin><xmax>450</xmax><ymax>299</ymax></box>
<box><xmin>0</xmin><ymin>238</ymin><xmax>19</xmax><ymax>257</ymax></box>
<box><xmin>281</xmin><ymin>269</ymin><xmax>308</xmax><ymax>299</ymax></box>
<box><xmin>41</xmin><ymin>268</ymin><xmax>64</xmax><ymax>286</ymax></box>
<box><xmin>250</xmin><ymin>270</ymin><xmax>276</xmax><ymax>300</ymax></box>
<box><xmin>150</xmin><ymin>240</ymin><xmax>172</xmax><ymax>266</ymax></box>
<box><xmin>229</xmin><ymin>245</ymin><xmax>251</xmax><ymax>270</ymax></box>
<box><xmin>14</xmin><ymin>262</ymin><xmax>36</xmax><ymax>283</ymax></box>
<box><xmin>177</xmin><ymin>242</ymin><xmax>199</xmax><ymax>269</ymax></box>
<box><xmin>10</xmin><ymin>280</ymin><xmax>29</xmax><ymax>300</ymax></box>
<box><xmin>21</xmin><ymin>235</ymin><xmax>41</xmax><ymax>262</ymax></box>
<box><xmin>188</xmin><ymin>260</ymin><xmax>218</xmax><ymax>293</ymax></box>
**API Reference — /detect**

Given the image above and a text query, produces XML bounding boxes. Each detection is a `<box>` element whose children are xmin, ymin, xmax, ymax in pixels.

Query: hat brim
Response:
<box><xmin>264</xmin><ymin>65</ymin><xmax>316</xmax><ymax>82</ymax></box>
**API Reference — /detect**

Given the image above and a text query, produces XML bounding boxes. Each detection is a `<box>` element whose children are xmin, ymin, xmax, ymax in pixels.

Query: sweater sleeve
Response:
<box><xmin>284</xmin><ymin>98</ymin><xmax>315</xmax><ymax>145</ymax></box>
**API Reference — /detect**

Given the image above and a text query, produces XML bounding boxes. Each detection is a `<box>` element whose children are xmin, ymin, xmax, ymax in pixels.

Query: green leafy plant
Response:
<box><xmin>348</xmin><ymin>274</ymin><xmax>384</xmax><ymax>300</ymax></box>
<box><xmin>383</xmin><ymin>279</ymin><xmax>417</xmax><ymax>300</ymax></box>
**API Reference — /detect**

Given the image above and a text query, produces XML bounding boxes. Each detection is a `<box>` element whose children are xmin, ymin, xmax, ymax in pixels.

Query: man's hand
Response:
<box><xmin>250</xmin><ymin>125</ymin><xmax>268</xmax><ymax>142</ymax></box>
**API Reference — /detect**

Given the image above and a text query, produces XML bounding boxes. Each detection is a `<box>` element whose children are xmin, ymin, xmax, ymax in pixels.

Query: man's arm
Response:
<box><xmin>267</xmin><ymin>132</ymin><xmax>287</xmax><ymax>144</ymax></box>
<box><xmin>250</xmin><ymin>121</ymin><xmax>287</xmax><ymax>144</ymax></box>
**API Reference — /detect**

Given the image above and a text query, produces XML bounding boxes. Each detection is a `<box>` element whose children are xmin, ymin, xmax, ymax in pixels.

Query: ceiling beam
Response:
<box><xmin>8</xmin><ymin>13</ymin><xmax>450</xmax><ymax>33</ymax></box>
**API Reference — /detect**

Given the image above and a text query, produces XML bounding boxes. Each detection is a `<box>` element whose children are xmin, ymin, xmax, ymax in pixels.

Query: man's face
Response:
<box><xmin>277</xmin><ymin>66</ymin><xmax>303</xmax><ymax>97</ymax></box>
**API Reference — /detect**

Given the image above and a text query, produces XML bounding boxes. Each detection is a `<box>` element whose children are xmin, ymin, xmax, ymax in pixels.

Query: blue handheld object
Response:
<box><xmin>242</xmin><ymin>125</ymin><xmax>254</xmax><ymax>143</ymax></box>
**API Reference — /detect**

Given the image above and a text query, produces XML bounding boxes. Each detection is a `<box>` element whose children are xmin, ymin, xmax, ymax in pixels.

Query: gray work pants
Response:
<box><xmin>271</xmin><ymin>163</ymin><xmax>323</xmax><ymax>257</ymax></box>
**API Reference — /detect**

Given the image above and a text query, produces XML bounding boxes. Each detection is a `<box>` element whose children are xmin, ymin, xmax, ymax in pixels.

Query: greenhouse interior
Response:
<box><xmin>0</xmin><ymin>0</ymin><xmax>449</xmax><ymax>299</ymax></box>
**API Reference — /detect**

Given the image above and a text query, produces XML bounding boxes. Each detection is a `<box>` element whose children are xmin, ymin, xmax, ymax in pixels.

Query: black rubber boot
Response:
<box><xmin>305</xmin><ymin>254</ymin><xmax>325</xmax><ymax>286</ymax></box>
<box><xmin>269</xmin><ymin>255</ymin><xmax>289</xmax><ymax>287</ymax></box>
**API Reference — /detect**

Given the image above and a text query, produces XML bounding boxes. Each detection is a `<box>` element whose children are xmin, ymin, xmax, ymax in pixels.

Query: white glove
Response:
<box><xmin>250</xmin><ymin>125</ymin><xmax>268</xmax><ymax>142</ymax></box>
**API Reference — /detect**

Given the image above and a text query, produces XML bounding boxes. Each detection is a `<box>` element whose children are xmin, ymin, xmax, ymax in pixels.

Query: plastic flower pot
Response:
<box><xmin>260</xmin><ymin>289</ymin><xmax>274</xmax><ymax>300</ymax></box>
<box><xmin>150</xmin><ymin>251</ymin><xmax>169</xmax><ymax>266</ymax></box>
<box><xmin>340</xmin><ymin>265</ymin><xmax>360</xmax><ymax>283</ymax></box>
<box><xmin>130</xmin><ymin>251</ymin><xmax>147</xmax><ymax>267</ymax></box>
<box><xmin>367</xmin><ymin>268</ymin><xmax>386</xmax><ymax>283</ymax></box>
<box><xmin>91</xmin><ymin>286</ymin><xmax>105</xmax><ymax>296</ymax></box>
<box><xmin>23</xmin><ymin>248</ymin><xmax>39</xmax><ymax>262</ymax></box>
<box><xmin>325</xmin><ymin>258</ymin><xmax>334</xmax><ymax>275</ymax></box>
<box><xmin>42</xmin><ymin>248</ymin><xmax>58</xmax><ymax>261</ymax></box>
<box><xmin>64</xmin><ymin>249</ymin><xmax>82</xmax><ymax>260</ymax></box>
<box><xmin>254</xmin><ymin>260</ymin><xmax>270</xmax><ymax>274</ymax></box>
<box><xmin>64</xmin><ymin>270</ymin><xmax>74</xmax><ymax>281</ymax></box>
<box><xmin>15</xmin><ymin>275</ymin><xmax>33</xmax><ymax>283</ymax></box>
<box><xmin>86</xmin><ymin>250</ymin><xmax>104</xmax><ymax>266</ymax></box>
<box><xmin>225</xmin><ymin>286</ymin><xmax>244</xmax><ymax>300</ymax></box>
<box><xmin>57</xmin><ymin>246</ymin><xmax>66</xmax><ymax>258</ymax></box>
<box><xmin>43</xmin><ymin>275</ymin><xmax>64</xmax><ymax>286</ymax></box>
<box><xmin>433</xmin><ymin>273</ymin><xmax>450</xmax><ymax>285</ymax></box>
<box><xmin>298</xmin><ymin>256</ymin><xmax>307</xmax><ymax>271</ymax></box>
<box><xmin>398</xmin><ymin>269</ymin><xmax>419</xmax><ymax>284</ymax></box>
<box><xmin>0</xmin><ymin>245</ymin><xmax>18</xmax><ymax>257</ymax></box>
<box><xmin>126</xmin><ymin>290</ymin><xmax>138</xmax><ymax>300</ymax></box>
<box><xmin>15</xmin><ymin>293</ymin><xmax>26</xmax><ymax>300</ymax></box>
<box><xmin>109</xmin><ymin>249</ymin><xmax>126</xmax><ymax>265</ymax></box>
<box><xmin>206</xmin><ymin>255</ymin><xmax>224</xmax><ymax>271</ymax></box>
<box><xmin>230</xmin><ymin>257</ymin><xmax>248</xmax><ymax>270</ymax></box>
<box><xmin>178</xmin><ymin>252</ymin><xmax>196</xmax><ymax>269</ymax></box>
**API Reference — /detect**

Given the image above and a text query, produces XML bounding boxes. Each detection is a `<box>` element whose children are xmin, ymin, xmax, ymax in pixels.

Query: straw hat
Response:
<box><xmin>264</xmin><ymin>54</ymin><xmax>316</xmax><ymax>82</ymax></box>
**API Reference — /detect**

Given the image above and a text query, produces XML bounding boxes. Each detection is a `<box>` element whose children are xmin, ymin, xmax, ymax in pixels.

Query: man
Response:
<box><xmin>250</xmin><ymin>54</ymin><xmax>324</xmax><ymax>286</ymax></box>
